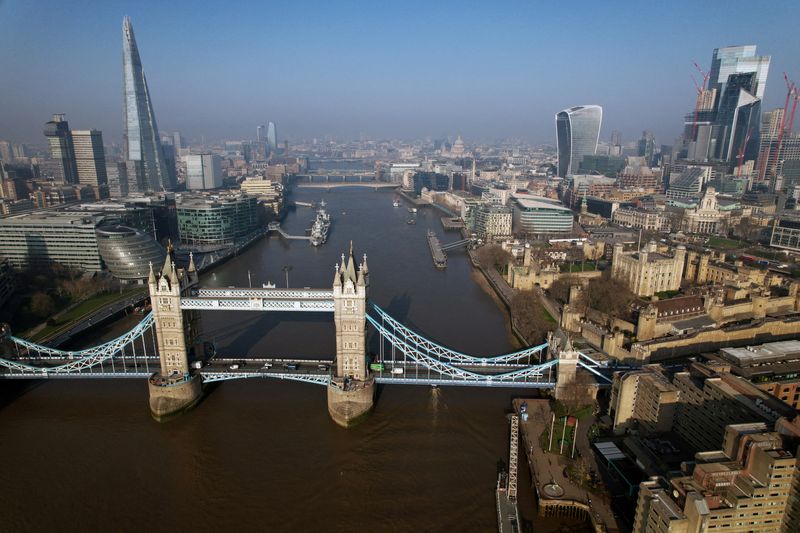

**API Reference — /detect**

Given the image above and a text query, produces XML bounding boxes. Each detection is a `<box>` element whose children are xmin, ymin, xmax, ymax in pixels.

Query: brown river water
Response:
<box><xmin>0</xmin><ymin>188</ymin><xmax>588</xmax><ymax>532</ymax></box>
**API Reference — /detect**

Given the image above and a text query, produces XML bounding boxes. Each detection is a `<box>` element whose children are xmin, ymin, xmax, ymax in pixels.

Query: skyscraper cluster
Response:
<box><xmin>42</xmin><ymin>114</ymin><xmax>107</xmax><ymax>189</ymax></box>
<box><xmin>683</xmin><ymin>45</ymin><xmax>770</xmax><ymax>168</ymax></box>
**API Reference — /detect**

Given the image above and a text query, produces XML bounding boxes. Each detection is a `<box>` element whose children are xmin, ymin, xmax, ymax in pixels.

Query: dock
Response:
<box><xmin>440</xmin><ymin>217</ymin><xmax>465</xmax><ymax>231</ymax></box>
<box><xmin>267</xmin><ymin>222</ymin><xmax>311</xmax><ymax>241</ymax></box>
<box><xmin>427</xmin><ymin>230</ymin><xmax>447</xmax><ymax>269</ymax></box>
<box><xmin>496</xmin><ymin>414</ymin><xmax>522</xmax><ymax>533</ymax></box>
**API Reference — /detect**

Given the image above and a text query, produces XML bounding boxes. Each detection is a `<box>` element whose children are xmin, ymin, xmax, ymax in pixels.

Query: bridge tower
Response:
<box><xmin>548</xmin><ymin>330</ymin><xmax>579</xmax><ymax>401</ymax></box>
<box><xmin>328</xmin><ymin>242</ymin><xmax>374</xmax><ymax>427</ymax></box>
<box><xmin>146</xmin><ymin>252</ymin><xmax>202</xmax><ymax>420</ymax></box>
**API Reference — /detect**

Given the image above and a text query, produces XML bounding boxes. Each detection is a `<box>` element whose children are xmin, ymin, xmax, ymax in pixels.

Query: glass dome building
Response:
<box><xmin>96</xmin><ymin>225</ymin><xmax>166</xmax><ymax>281</ymax></box>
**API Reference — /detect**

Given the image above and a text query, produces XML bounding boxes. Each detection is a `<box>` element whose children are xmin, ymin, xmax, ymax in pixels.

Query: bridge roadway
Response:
<box><xmin>181</xmin><ymin>288</ymin><xmax>335</xmax><ymax>312</ymax></box>
<box><xmin>0</xmin><ymin>355</ymin><xmax>557</xmax><ymax>387</ymax></box>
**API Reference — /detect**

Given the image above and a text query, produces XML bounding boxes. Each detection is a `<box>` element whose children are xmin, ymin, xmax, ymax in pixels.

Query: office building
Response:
<box><xmin>176</xmin><ymin>193</ymin><xmax>259</xmax><ymax>248</ymax></box>
<box><xmin>0</xmin><ymin>212</ymin><xmax>104</xmax><ymax>271</ymax></box>
<box><xmin>684</xmin><ymin>45</ymin><xmax>770</xmax><ymax>167</ymax></box>
<box><xmin>71</xmin><ymin>130</ymin><xmax>107</xmax><ymax>187</ymax></box>
<box><xmin>673</xmin><ymin>363</ymin><xmax>795</xmax><ymax>453</ymax></box>
<box><xmin>511</xmin><ymin>195</ymin><xmax>574</xmax><ymax>235</ymax></box>
<box><xmin>267</xmin><ymin>122</ymin><xmax>278</xmax><ymax>151</ymax></box>
<box><xmin>712</xmin><ymin>340</ymin><xmax>800</xmax><ymax>410</ymax></box>
<box><xmin>555</xmin><ymin>105</ymin><xmax>603</xmax><ymax>177</ymax></box>
<box><xmin>43</xmin><ymin>114</ymin><xmax>78</xmax><ymax>183</ymax></box>
<box><xmin>106</xmin><ymin>161</ymin><xmax>130</xmax><ymax>197</ymax></box>
<box><xmin>257</xmin><ymin>125</ymin><xmax>266</xmax><ymax>143</ymax></box>
<box><xmin>185</xmin><ymin>154</ymin><xmax>222</xmax><ymax>190</ymax></box>
<box><xmin>610</xmin><ymin>366</ymin><xmax>680</xmax><ymax>436</ymax></box>
<box><xmin>633</xmin><ymin>428</ymin><xmax>799</xmax><ymax>532</ymax></box>
<box><xmin>96</xmin><ymin>225</ymin><xmax>166</xmax><ymax>282</ymax></box>
<box><xmin>612</xmin><ymin>208</ymin><xmax>672</xmax><ymax>232</ymax></box>
<box><xmin>122</xmin><ymin>17</ymin><xmax>169</xmax><ymax>192</ymax></box>
<box><xmin>473</xmin><ymin>204</ymin><xmax>512</xmax><ymax>240</ymax></box>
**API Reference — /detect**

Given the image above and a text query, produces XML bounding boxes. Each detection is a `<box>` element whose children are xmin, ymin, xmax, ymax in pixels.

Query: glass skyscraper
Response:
<box><xmin>267</xmin><ymin>122</ymin><xmax>278</xmax><ymax>151</ymax></box>
<box><xmin>555</xmin><ymin>105</ymin><xmax>603</xmax><ymax>178</ymax></box>
<box><xmin>122</xmin><ymin>16</ymin><xmax>168</xmax><ymax>193</ymax></box>
<box><xmin>43</xmin><ymin>114</ymin><xmax>78</xmax><ymax>184</ymax></box>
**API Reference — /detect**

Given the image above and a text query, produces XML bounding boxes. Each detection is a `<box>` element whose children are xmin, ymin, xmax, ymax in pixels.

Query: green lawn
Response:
<box><xmin>655</xmin><ymin>290</ymin><xmax>681</xmax><ymax>299</ymax></box>
<box><xmin>28</xmin><ymin>288</ymin><xmax>145</xmax><ymax>342</ymax></box>
<box><xmin>706</xmin><ymin>236</ymin><xmax>744</xmax><ymax>250</ymax></box>
<box><xmin>561</xmin><ymin>261</ymin><xmax>597</xmax><ymax>273</ymax></box>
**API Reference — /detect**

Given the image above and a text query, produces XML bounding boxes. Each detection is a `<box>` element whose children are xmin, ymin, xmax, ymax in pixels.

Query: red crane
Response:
<box><xmin>689</xmin><ymin>61</ymin><xmax>711</xmax><ymax>142</ymax></box>
<box><xmin>736</xmin><ymin>127</ymin><xmax>754</xmax><ymax>177</ymax></box>
<box><xmin>767</xmin><ymin>73</ymin><xmax>797</xmax><ymax>181</ymax></box>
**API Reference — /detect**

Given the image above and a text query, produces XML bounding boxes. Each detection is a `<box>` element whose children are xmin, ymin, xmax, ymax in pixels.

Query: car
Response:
<box><xmin>391</xmin><ymin>367</ymin><xmax>404</xmax><ymax>375</ymax></box>
<box><xmin>317</xmin><ymin>364</ymin><xmax>329</xmax><ymax>371</ymax></box>
<box><xmin>228</xmin><ymin>364</ymin><xmax>240</xmax><ymax>370</ymax></box>
<box><xmin>262</xmin><ymin>363</ymin><xmax>272</xmax><ymax>369</ymax></box>
<box><xmin>284</xmin><ymin>363</ymin><xmax>299</xmax><ymax>370</ymax></box>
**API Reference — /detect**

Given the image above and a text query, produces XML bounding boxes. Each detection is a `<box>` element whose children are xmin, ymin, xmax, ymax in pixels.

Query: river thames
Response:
<box><xmin>0</xmin><ymin>187</ymin><xmax>587</xmax><ymax>532</ymax></box>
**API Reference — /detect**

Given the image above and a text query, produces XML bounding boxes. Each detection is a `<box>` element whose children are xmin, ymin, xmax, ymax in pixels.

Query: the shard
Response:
<box><xmin>122</xmin><ymin>16</ymin><xmax>168</xmax><ymax>192</ymax></box>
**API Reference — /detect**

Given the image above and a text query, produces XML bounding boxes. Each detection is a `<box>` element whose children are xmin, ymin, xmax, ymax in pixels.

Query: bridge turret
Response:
<box><xmin>329</xmin><ymin>242</ymin><xmax>374</xmax><ymax>427</ymax></box>
<box><xmin>146</xmin><ymin>250</ymin><xmax>202</xmax><ymax>420</ymax></box>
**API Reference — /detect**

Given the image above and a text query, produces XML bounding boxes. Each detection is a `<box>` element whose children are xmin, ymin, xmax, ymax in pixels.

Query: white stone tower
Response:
<box><xmin>332</xmin><ymin>242</ymin><xmax>368</xmax><ymax>380</ymax></box>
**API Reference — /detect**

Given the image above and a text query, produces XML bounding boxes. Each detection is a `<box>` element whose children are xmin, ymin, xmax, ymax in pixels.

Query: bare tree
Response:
<box><xmin>476</xmin><ymin>244</ymin><xmax>512</xmax><ymax>273</ymax></box>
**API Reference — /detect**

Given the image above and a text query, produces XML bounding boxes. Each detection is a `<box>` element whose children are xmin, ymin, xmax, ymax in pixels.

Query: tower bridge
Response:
<box><xmin>0</xmin><ymin>243</ymin><xmax>611</xmax><ymax>427</ymax></box>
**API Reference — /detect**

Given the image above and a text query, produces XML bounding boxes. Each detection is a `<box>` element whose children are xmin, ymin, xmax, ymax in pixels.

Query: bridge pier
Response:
<box><xmin>148</xmin><ymin>374</ymin><xmax>202</xmax><ymax>420</ymax></box>
<box><xmin>328</xmin><ymin>243</ymin><xmax>374</xmax><ymax>427</ymax></box>
<box><xmin>327</xmin><ymin>377</ymin><xmax>375</xmax><ymax>427</ymax></box>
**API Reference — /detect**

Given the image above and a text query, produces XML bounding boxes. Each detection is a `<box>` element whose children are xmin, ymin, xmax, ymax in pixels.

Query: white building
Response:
<box><xmin>185</xmin><ymin>154</ymin><xmax>222</xmax><ymax>190</ymax></box>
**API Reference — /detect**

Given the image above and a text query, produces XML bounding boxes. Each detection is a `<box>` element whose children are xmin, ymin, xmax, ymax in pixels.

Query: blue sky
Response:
<box><xmin>0</xmin><ymin>0</ymin><xmax>798</xmax><ymax>146</ymax></box>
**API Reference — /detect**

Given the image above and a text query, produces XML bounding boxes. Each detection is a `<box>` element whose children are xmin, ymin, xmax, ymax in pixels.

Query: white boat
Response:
<box><xmin>393</xmin><ymin>200</ymin><xmax>400</xmax><ymax>207</ymax></box>
<box><xmin>407</xmin><ymin>207</ymin><xmax>418</xmax><ymax>213</ymax></box>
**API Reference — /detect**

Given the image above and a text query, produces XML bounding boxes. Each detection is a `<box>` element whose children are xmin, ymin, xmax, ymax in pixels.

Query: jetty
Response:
<box><xmin>427</xmin><ymin>230</ymin><xmax>447</xmax><ymax>269</ymax></box>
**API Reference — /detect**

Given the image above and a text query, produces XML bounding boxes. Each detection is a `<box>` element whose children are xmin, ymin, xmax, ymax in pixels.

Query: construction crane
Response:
<box><xmin>767</xmin><ymin>73</ymin><xmax>798</xmax><ymax>181</ymax></box>
<box><xmin>689</xmin><ymin>61</ymin><xmax>711</xmax><ymax>143</ymax></box>
<box><xmin>736</xmin><ymin>127</ymin><xmax>754</xmax><ymax>177</ymax></box>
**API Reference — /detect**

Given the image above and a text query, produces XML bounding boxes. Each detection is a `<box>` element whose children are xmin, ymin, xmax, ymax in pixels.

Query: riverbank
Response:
<box><xmin>468</xmin><ymin>248</ymin><xmax>530</xmax><ymax>347</ymax></box>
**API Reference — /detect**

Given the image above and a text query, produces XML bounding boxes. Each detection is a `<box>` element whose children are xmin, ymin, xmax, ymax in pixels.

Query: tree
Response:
<box><xmin>510</xmin><ymin>290</ymin><xmax>553</xmax><ymax>344</ymax></box>
<box><xmin>476</xmin><ymin>244</ymin><xmax>512</xmax><ymax>273</ymax></box>
<box><xmin>558</xmin><ymin>370</ymin><xmax>596</xmax><ymax>416</ymax></box>
<box><xmin>584</xmin><ymin>274</ymin><xmax>635</xmax><ymax>320</ymax></box>
<box><xmin>29</xmin><ymin>292</ymin><xmax>55</xmax><ymax>319</ymax></box>
<box><xmin>548</xmin><ymin>276</ymin><xmax>577</xmax><ymax>305</ymax></box>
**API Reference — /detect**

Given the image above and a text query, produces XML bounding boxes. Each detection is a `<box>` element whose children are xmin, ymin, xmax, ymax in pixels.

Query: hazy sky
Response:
<box><xmin>1</xmin><ymin>0</ymin><xmax>798</xmax><ymax>146</ymax></box>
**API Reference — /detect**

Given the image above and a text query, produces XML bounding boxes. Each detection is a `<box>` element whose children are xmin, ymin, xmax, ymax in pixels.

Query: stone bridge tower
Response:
<box><xmin>328</xmin><ymin>243</ymin><xmax>374</xmax><ymax>427</ymax></box>
<box><xmin>146</xmin><ymin>252</ymin><xmax>201</xmax><ymax>420</ymax></box>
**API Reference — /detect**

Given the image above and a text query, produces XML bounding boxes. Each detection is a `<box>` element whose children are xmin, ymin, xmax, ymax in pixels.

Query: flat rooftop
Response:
<box><xmin>0</xmin><ymin>211</ymin><xmax>102</xmax><ymax>226</ymax></box>
<box><xmin>721</xmin><ymin>340</ymin><xmax>800</xmax><ymax>368</ymax></box>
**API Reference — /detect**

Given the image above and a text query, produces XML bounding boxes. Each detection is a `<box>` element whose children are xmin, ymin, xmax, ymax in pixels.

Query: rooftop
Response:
<box><xmin>512</xmin><ymin>194</ymin><xmax>571</xmax><ymax>212</ymax></box>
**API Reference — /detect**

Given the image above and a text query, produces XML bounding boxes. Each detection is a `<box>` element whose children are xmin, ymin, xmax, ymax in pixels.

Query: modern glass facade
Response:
<box><xmin>512</xmin><ymin>196</ymin><xmax>574</xmax><ymax>234</ymax></box>
<box><xmin>177</xmin><ymin>194</ymin><xmax>259</xmax><ymax>249</ymax></box>
<box><xmin>267</xmin><ymin>122</ymin><xmax>278</xmax><ymax>151</ymax></box>
<box><xmin>122</xmin><ymin>17</ymin><xmax>168</xmax><ymax>193</ymax></box>
<box><xmin>96</xmin><ymin>225</ymin><xmax>166</xmax><ymax>281</ymax></box>
<box><xmin>43</xmin><ymin>114</ymin><xmax>78</xmax><ymax>184</ymax></box>
<box><xmin>556</xmin><ymin>105</ymin><xmax>602</xmax><ymax>178</ymax></box>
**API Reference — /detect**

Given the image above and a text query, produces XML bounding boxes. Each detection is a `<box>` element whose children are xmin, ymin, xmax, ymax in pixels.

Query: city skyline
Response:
<box><xmin>0</xmin><ymin>1</ymin><xmax>798</xmax><ymax>144</ymax></box>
